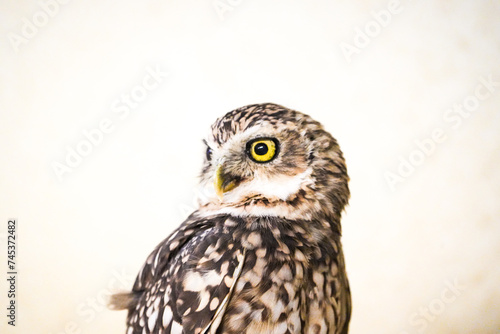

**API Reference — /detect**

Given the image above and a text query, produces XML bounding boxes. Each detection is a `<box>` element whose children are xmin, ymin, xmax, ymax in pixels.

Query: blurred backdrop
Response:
<box><xmin>1</xmin><ymin>1</ymin><xmax>499</xmax><ymax>333</ymax></box>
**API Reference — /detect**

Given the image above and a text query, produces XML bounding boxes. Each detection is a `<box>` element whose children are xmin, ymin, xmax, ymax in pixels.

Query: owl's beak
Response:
<box><xmin>214</xmin><ymin>165</ymin><xmax>238</xmax><ymax>200</ymax></box>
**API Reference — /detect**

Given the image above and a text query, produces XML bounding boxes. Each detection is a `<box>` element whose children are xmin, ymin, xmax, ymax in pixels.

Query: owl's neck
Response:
<box><xmin>197</xmin><ymin>183</ymin><xmax>344</xmax><ymax>233</ymax></box>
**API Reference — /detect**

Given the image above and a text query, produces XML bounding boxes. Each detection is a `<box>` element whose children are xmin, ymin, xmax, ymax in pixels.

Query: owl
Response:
<box><xmin>110</xmin><ymin>103</ymin><xmax>351</xmax><ymax>333</ymax></box>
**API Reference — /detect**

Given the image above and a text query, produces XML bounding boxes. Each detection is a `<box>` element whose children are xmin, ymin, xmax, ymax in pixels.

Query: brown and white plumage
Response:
<box><xmin>111</xmin><ymin>103</ymin><xmax>351</xmax><ymax>333</ymax></box>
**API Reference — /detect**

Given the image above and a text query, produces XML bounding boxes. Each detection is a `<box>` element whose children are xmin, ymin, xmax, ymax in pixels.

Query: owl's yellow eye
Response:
<box><xmin>247</xmin><ymin>138</ymin><xmax>278</xmax><ymax>163</ymax></box>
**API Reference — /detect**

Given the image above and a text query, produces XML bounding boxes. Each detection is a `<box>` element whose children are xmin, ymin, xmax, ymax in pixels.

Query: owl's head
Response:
<box><xmin>197</xmin><ymin>103</ymin><xmax>349</xmax><ymax>223</ymax></box>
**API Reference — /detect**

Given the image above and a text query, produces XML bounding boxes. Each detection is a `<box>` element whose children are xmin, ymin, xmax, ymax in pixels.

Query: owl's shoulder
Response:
<box><xmin>131</xmin><ymin>213</ymin><xmax>231</xmax><ymax>292</ymax></box>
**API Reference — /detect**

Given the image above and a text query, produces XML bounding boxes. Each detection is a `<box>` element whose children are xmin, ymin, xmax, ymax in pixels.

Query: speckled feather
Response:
<box><xmin>111</xmin><ymin>103</ymin><xmax>351</xmax><ymax>333</ymax></box>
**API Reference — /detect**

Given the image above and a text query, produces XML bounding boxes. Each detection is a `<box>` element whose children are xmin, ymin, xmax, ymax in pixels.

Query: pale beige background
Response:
<box><xmin>1</xmin><ymin>1</ymin><xmax>499</xmax><ymax>333</ymax></box>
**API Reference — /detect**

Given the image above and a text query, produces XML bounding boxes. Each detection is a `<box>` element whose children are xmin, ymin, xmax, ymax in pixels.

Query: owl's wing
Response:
<box><xmin>111</xmin><ymin>214</ymin><xmax>246</xmax><ymax>334</ymax></box>
<box><xmin>132</xmin><ymin>216</ymin><xmax>212</xmax><ymax>293</ymax></box>
<box><xmin>168</xmin><ymin>223</ymin><xmax>246</xmax><ymax>334</ymax></box>
<box><xmin>200</xmin><ymin>249</ymin><xmax>245</xmax><ymax>334</ymax></box>
<box><xmin>109</xmin><ymin>214</ymin><xmax>212</xmax><ymax>312</ymax></box>
<box><xmin>176</xmin><ymin>244</ymin><xmax>246</xmax><ymax>334</ymax></box>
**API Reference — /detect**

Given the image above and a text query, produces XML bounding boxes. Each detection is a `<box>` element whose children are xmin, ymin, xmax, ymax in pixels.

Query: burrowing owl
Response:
<box><xmin>111</xmin><ymin>103</ymin><xmax>351</xmax><ymax>333</ymax></box>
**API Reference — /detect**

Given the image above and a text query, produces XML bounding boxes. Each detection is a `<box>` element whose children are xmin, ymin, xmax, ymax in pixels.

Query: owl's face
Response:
<box><xmin>197</xmin><ymin>103</ymin><xmax>349</xmax><ymax>221</ymax></box>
